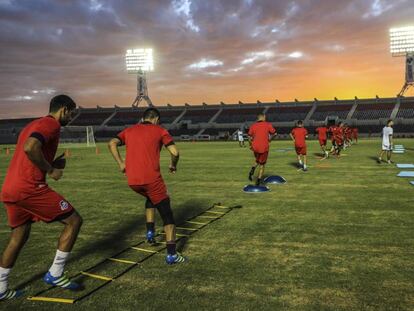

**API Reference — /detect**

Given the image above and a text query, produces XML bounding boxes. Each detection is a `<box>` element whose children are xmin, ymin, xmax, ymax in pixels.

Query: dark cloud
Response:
<box><xmin>0</xmin><ymin>0</ymin><xmax>413</xmax><ymax>118</ymax></box>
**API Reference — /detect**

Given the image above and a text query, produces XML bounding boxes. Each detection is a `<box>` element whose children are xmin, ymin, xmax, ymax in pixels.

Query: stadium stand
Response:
<box><xmin>267</xmin><ymin>105</ymin><xmax>311</xmax><ymax>122</ymax></box>
<box><xmin>1</xmin><ymin>96</ymin><xmax>414</xmax><ymax>143</ymax></box>
<box><xmin>352</xmin><ymin>101</ymin><xmax>395</xmax><ymax>120</ymax></box>
<box><xmin>310</xmin><ymin>103</ymin><xmax>353</xmax><ymax>121</ymax></box>
<box><xmin>215</xmin><ymin>107</ymin><xmax>264</xmax><ymax>123</ymax></box>
<box><xmin>396</xmin><ymin>99</ymin><xmax>414</xmax><ymax>119</ymax></box>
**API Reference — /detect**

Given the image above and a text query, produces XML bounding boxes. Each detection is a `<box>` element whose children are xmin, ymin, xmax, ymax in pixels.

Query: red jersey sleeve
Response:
<box><xmin>161</xmin><ymin>128</ymin><xmax>174</xmax><ymax>146</ymax></box>
<box><xmin>117</xmin><ymin>129</ymin><xmax>127</xmax><ymax>145</ymax></box>
<box><xmin>269</xmin><ymin>124</ymin><xmax>276</xmax><ymax>134</ymax></box>
<box><xmin>29</xmin><ymin>117</ymin><xmax>60</xmax><ymax>144</ymax></box>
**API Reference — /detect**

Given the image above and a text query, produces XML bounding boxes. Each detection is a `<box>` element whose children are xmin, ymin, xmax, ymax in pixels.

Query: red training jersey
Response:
<box><xmin>117</xmin><ymin>122</ymin><xmax>174</xmax><ymax>185</ymax></box>
<box><xmin>315</xmin><ymin>127</ymin><xmax>328</xmax><ymax>140</ymax></box>
<box><xmin>248</xmin><ymin>121</ymin><xmax>276</xmax><ymax>153</ymax></box>
<box><xmin>1</xmin><ymin>116</ymin><xmax>61</xmax><ymax>203</ymax></box>
<box><xmin>291</xmin><ymin>127</ymin><xmax>308</xmax><ymax>147</ymax></box>
<box><xmin>332</xmin><ymin>127</ymin><xmax>344</xmax><ymax>143</ymax></box>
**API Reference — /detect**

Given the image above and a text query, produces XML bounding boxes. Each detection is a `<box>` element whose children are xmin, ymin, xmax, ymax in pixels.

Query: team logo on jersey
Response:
<box><xmin>59</xmin><ymin>200</ymin><xmax>69</xmax><ymax>211</ymax></box>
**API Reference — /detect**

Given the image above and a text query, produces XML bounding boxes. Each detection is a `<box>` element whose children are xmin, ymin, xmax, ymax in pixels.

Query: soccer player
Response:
<box><xmin>343</xmin><ymin>123</ymin><xmax>352</xmax><ymax>148</ymax></box>
<box><xmin>352</xmin><ymin>126</ymin><xmax>358</xmax><ymax>144</ymax></box>
<box><xmin>108</xmin><ymin>108</ymin><xmax>185</xmax><ymax>264</ymax></box>
<box><xmin>315</xmin><ymin>125</ymin><xmax>329</xmax><ymax>158</ymax></box>
<box><xmin>247</xmin><ymin>113</ymin><xmax>276</xmax><ymax>185</ymax></box>
<box><xmin>237</xmin><ymin>129</ymin><xmax>245</xmax><ymax>147</ymax></box>
<box><xmin>0</xmin><ymin>95</ymin><xmax>82</xmax><ymax>301</ymax></box>
<box><xmin>378</xmin><ymin>120</ymin><xmax>394</xmax><ymax>164</ymax></box>
<box><xmin>290</xmin><ymin>120</ymin><xmax>309</xmax><ymax>171</ymax></box>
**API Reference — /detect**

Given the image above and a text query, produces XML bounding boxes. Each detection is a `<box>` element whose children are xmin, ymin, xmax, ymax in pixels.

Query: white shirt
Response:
<box><xmin>237</xmin><ymin>130</ymin><xmax>244</xmax><ymax>140</ymax></box>
<box><xmin>382</xmin><ymin>126</ymin><xmax>393</xmax><ymax>146</ymax></box>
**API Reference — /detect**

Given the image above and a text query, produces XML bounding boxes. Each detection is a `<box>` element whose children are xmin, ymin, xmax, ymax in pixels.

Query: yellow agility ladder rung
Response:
<box><xmin>186</xmin><ymin>221</ymin><xmax>208</xmax><ymax>226</ymax></box>
<box><xmin>130</xmin><ymin>247</ymin><xmax>158</xmax><ymax>254</ymax></box>
<box><xmin>108</xmin><ymin>258</ymin><xmax>137</xmax><ymax>265</ymax></box>
<box><xmin>213</xmin><ymin>205</ymin><xmax>230</xmax><ymax>209</ymax></box>
<box><xmin>27</xmin><ymin>296</ymin><xmax>75</xmax><ymax>304</ymax></box>
<box><xmin>160</xmin><ymin>232</ymin><xmax>189</xmax><ymax>237</ymax></box>
<box><xmin>81</xmin><ymin>272</ymin><xmax>113</xmax><ymax>281</ymax></box>
<box><xmin>205</xmin><ymin>211</ymin><xmax>226</xmax><ymax>215</ymax></box>
<box><xmin>197</xmin><ymin>215</ymin><xmax>218</xmax><ymax>219</ymax></box>
<box><xmin>176</xmin><ymin>227</ymin><xmax>199</xmax><ymax>231</ymax></box>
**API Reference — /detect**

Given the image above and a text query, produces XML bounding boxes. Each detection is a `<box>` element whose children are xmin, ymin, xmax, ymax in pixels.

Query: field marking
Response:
<box><xmin>197</xmin><ymin>215</ymin><xmax>218</xmax><ymax>219</ymax></box>
<box><xmin>205</xmin><ymin>211</ymin><xmax>226</xmax><ymax>215</ymax></box>
<box><xmin>186</xmin><ymin>221</ymin><xmax>209</xmax><ymax>225</ymax></box>
<box><xmin>81</xmin><ymin>272</ymin><xmax>113</xmax><ymax>281</ymax></box>
<box><xmin>176</xmin><ymin>227</ymin><xmax>199</xmax><ymax>231</ymax></box>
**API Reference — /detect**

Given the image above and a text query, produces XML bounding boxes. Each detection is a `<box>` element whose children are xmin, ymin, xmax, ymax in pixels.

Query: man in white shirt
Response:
<box><xmin>378</xmin><ymin>120</ymin><xmax>394</xmax><ymax>164</ymax></box>
<box><xmin>237</xmin><ymin>129</ymin><xmax>245</xmax><ymax>147</ymax></box>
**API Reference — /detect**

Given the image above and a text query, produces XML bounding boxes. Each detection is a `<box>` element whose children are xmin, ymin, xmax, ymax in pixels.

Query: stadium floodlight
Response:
<box><xmin>125</xmin><ymin>48</ymin><xmax>154</xmax><ymax>107</ymax></box>
<box><xmin>389</xmin><ymin>26</ymin><xmax>414</xmax><ymax>96</ymax></box>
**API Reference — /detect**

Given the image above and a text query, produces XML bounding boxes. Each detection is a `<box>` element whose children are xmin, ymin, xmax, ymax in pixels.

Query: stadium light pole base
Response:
<box><xmin>264</xmin><ymin>175</ymin><xmax>287</xmax><ymax>185</ymax></box>
<box><xmin>243</xmin><ymin>185</ymin><xmax>270</xmax><ymax>193</ymax></box>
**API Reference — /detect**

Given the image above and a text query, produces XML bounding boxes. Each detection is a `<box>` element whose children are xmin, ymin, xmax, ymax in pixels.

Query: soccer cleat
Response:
<box><xmin>146</xmin><ymin>230</ymin><xmax>156</xmax><ymax>245</ymax></box>
<box><xmin>0</xmin><ymin>289</ymin><xmax>23</xmax><ymax>301</ymax></box>
<box><xmin>43</xmin><ymin>271</ymin><xmax>79</xmax><ymax>290</ymax></box>
<box><xmin>165</xmin><ymin>252</ymin><xmax>187</xmax><ymax>265</ymax></box>
<box><xmin>377</xmin><ymin>158</ymin><xmax>382</xmax><ymax>164</ymax></box>
<box><xmin>303</xmin><ymin>167</ymin><xmax>308</xmax><ymax>172</ymax></box>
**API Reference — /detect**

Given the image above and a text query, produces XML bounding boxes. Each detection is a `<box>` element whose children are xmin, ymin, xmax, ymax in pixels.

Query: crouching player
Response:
<box><xmin>290</xmin><ymin>121</ymin><xmax>309</xmax><ymax>171</ymax></box>
<box><xmin>0</xmin><ymin>95</ymin><xmax>83</xmax><ymax>301</ymax></box>
<box><xmin>108</xmin><ymin>108</ymin><xmax>185</xmax><ymax>264</ymax></box>
<box><xmin>247</xmin><ymin>113</ymin><xmax>276</xmax><ymax>185</ymax></box>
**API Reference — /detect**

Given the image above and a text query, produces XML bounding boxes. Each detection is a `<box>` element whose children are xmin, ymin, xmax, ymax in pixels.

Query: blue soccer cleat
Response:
<box><xmin>43</xmin><ymin>271</ymin><xmax>79</xmax><ymax>290</ymax></box>
<box><xmin>146</xmin><ymin>230</ymin><xmax>156</xmax><ymax>245</ymax></box>
<box><xmin>0</xmin><ymin>289</ymin><xmax>23</xmax><ymax>301</ymax></box>
<box><xmin>165</xmin><ymin>253</ymin><xmax>187</xmax><ymax>265</ymax></box>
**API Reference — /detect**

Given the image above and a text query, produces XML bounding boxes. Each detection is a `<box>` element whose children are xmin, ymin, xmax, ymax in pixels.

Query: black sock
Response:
<box><xmin>250</xmin><ymin>166</ymin><xmax>256</xmax><ymax>173</ymax></box>
<box><xmin>166</xmin><ymin>242</ymin><xmax>176</xmax><ymax>255</ymax></box>
<box><xmin>146</xmin><ymin>222</ymin><xmax>155</xmax><ymax>232</ymax></box>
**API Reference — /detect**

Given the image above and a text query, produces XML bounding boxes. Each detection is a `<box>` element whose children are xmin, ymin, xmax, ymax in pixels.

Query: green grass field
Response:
<box><xmin>0</xmin><ymin>139</ymin><xmax>413</xmax><ymax>310</ymax></box>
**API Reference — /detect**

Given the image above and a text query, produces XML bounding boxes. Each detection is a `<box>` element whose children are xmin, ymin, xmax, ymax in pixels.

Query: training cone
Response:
<box><xmin>264</xmin><ymin>175</ymin><xmax>287</xmax><ymax>185</ymax></box>
<box><xmin>6</xmin><ymin>148</ymin><xmax>10</xmax><ymax>155</ymax></box>
<box><xmin>243</xmin><ymin>185</ymin><xmax>270</xmax><ymax>193</ymax></box>
<box><xmin>95</xmin><ymin>147</ymin><xmax>100</xmax><ymax>155</ymax></box>
<box><xmin>64</xmin><ymin>149</ymin><xmax>71</xmax><ymax>158</ymax></box>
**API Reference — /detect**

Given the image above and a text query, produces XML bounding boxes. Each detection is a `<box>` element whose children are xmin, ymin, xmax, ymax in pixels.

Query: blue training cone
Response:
<box><xmin>243</xmin><ymin>185</ymin><xmax>270</xmax><ymax>193</ymax></box>
<box><xmin>264</xmin><ymin>175</ymin><xmax>287</xmax><ymax>185</ymax></box>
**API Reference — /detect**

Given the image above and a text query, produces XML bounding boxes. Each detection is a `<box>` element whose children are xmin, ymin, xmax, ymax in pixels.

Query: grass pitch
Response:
<box><xmin>0</xmin><ymin>139</ymin><xmax>413</xmax><ymax>310</ymax></box>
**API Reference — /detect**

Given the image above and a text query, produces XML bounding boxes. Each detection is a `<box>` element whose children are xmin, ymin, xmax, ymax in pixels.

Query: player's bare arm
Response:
<box><xmin>23</xmin><ymin>137</ymin><xmax>62</xmax><ymax>181</ymax></box>
<box><xmin>166</xmin><ymin>144</ymin><xmax>179</xmax><ymax>173</ymax></box>
<box><xmin>108</xmin><ymin>137</ymin><xmax>125</xmax><ymax>172</ymax></box>
<box><xmin>289</xmin><ymin>133</ymin><xmax>295</xmax><ymax>141</ymax></box>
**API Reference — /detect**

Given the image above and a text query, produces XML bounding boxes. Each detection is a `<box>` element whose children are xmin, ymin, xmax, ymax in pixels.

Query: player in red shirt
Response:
<box><xmin>290</xmin><ymin>120</ymin><xmax>309</xmax><ymax>171</ymax></box>
<box><xmin>0</xmin><ymin>95</ymin><xmax>82</xmax><ymax>300</ymax></box>
<box><xmin>247</xmin><ymin>113</ymin><xmax>276</xmax><ymax>185</ymax></box>
<box><xmin>352</xmin><ymin>126</ymin><xmax>358</xmax><ymax>144</ymax></box>
<box><xmin>315</xmin><ymin>125</ymin><xmax>329</xmax><ymax>158</ymax></box>
<box><xmin>343</xmin><ymin>123</ymin><xmax>352</xmax><ymax>148</ymax></box>
<box><xmin>108</xmin><ymin>108</ymin><xmax>185</xmax><ymax>265</ymax></box>
<box><xmin>332</xmin><ymin>122</ymin><xmax>345</xmax><ymax>156</ymax></box>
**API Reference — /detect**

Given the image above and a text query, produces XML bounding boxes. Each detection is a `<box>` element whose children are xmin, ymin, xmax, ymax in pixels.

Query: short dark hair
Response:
<box><xmin>49</xmin><ymin>95</ymin><xmax>76</xmax><ymax>113</ymax></box>
<box><xmin>143</xmin><ymin>107</ymin><xmax>160</xmax><ymax>120</ymax></box>
<box><xmin>387</xmin><ymin>119</ymin><xmax>393</xmax><ymax>125</ymax></box>
<box><xmin>297</xmin><ymin>120</ymin><xmax>303</xmax><ymax>126</ymax></box>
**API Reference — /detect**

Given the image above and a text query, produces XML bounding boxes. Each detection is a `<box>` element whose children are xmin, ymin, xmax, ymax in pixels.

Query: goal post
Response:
<box><xmin>86</xmin><ymin>126</ymin><xmax>96</xmax><ymax>147</ymax></box>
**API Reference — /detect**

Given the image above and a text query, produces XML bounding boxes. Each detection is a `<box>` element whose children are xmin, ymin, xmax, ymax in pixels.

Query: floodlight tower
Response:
<box><xmin>390</xmin><ymin>26</ymin><xmax>414</xmax><ymax>97</ymax></box>
<box><xmin>125</xmin><ymin>48</ymin><xmax>154</xmax><ymax>107</ymax></box>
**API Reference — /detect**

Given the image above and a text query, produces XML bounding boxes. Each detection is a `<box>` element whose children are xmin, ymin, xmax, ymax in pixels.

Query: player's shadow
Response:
<box><xmin>368</xmin><ymin>156</ymin><xmax>380</xmax><ymax>163</ymax></box>
<box><xmin>16</xmin><ymin>199</ymin><xmax>209</xmax><ymax>290</ymax></box>
<box><xmin>288</xmin><ymin>161</ymin><xmax>300</xmax><ymax>168</ymax></box>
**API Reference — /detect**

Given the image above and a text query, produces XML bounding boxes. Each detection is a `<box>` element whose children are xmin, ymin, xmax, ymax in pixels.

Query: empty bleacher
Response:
<box><xmin>396</xmin><ymin>100</ymin><xmax>414</xmax><ymax>119</ymax></box>
<box><xmin>106</xmin><ymin>110</ymin><xmax>143</xmax><ymax>126</ymax></box>
<box><xmin>267</xmin><ymin>105</ymin><xmax>311</xmax><ymax>122</ymax></box>
<box><xmin>180</xmin><ymin>108</ymin><xmax>218</xmax><ymax>123</ymax></box>
<box><xmin>310</xmin><ymin>104</ymin><xmax>353</xmax><ymax>121</ymax></box>
<box><xmin>215</xmin><ymin>107</ymin><xmax>264</xmax><ymax>123</ymax></box>
<box><xmin>71</xmin><ymin>111</ymin><xmax>113</xmax><ymax>126</ymax></box>
<box><xmin>0</xmin><ymin>118</ymin><xmax>35</xmax><ymax>130</ymax></box>
<box><xmin>352</xmin><ymin>102</ymin><xmax>395</xmax><ymax>120</ymax></box>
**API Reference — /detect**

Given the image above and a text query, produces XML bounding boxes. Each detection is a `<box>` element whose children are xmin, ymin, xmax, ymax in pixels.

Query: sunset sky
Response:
<box><xmin>0</xmin><ymin>0</ymin><xmax>413</xmax><ymax>119</ymax></box>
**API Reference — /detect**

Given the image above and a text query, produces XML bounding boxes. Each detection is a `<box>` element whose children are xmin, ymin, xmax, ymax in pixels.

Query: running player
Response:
<box><xmin>290</xmin><ymin>120</ymin><xmax>309</xmax><ymax>171</ymax></box>
<box><xmin>315</xmin><ymin>125</ymin><xmax>329</xmax><ymax>158</ymax></box>
<box><xmin>343</xmin><ymin>123</ymin><xmax>352</xmax><ymax>148</ymax></box>
<box><xmin>352</xmin><ymin>126</ymin><xmax>358</xmax><ymax>144</ymax></box>
<box><xmin>247</xmin><ymin>113</ymin><xmax>276</xmax><ymax>185</ymax></box>
<box><xmin>108</xmin><ymin>108</ymin><xmax>185</xmax><ymax>264</ymax></box>
<box><xmin>378</xmin><ymin>120</ymin><xmax>394</xmax><ymax>164</ymax></box>
<box><xmin>332</xmin><ymin>122</ymin><xmax>345</xmax><ymax>156</ymax></box>
<box><xmin>237</xmin><ymin>129</ymin><xmax>245</xmax><ymax>147</ymax></box>
<box><xmin>0</xmin><ymin>95</ymin><xmax>82</xmax><ymax>301</ymax></box>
